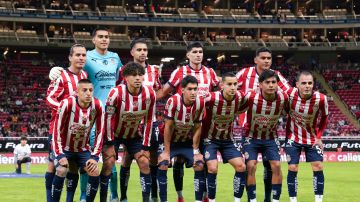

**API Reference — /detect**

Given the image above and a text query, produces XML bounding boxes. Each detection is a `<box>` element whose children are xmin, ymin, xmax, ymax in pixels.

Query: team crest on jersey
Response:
<box><xmin>205</xmin><ymin>151</ymin><xmax>210</xmax><ymax>159</ymax></box>
<box><xmin>111</xmin><ymin>58</ymin><xmax>115</xmax><ymax>64</ymax></box>
<box><xmin>103</xmin><ymin>60</ymin><xmax>108</xmax><ymax>65</ymax></box>
<box><xmin>185</xmin><ymin>113</ymin><xmax>191</xmax><ymax>119</ymax></box>
<box><xmin>145</xmin><ymin>98</ymin><xmax>151</xmax><ymax>105</ymax></box>
<box><xmin>106</xmin><ymin>106</ymin><xmax>116</xmax><ymax>114</ymax></box>
<box><xmin>133</xmin><ymin>100</ymin><xmax>138</xmax><ymax>106</ymax></box>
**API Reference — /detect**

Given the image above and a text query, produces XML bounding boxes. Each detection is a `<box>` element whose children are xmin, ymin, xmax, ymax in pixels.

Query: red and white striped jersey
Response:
<box><xmin>168</xmin><ymin>65</ymin><xmax>219</xmax><ymax>98</ymax></box>
<box><xmin>104</xmin><ymin>84</ymin><xmax>156</xmax><ymax>147</ymax></box>
<box><xmin>241</xmin><ymin>90</ymin><xmax>289</xmax><ymax>140</ymax></box>
<box><xmin>164</xmin><ymin>93</ymin><xmax>205</xmax><ymax>142</ymax></box>
<box><xmin>236</xmin><ymin>66</ymin><xmax>291</xmax><ymax>94</ymax></box>
<box><xmin>46</xmin><ymin>69</ymin><xmax>88</xmax><ymax>133</ymax></box>
<box><xmin>52</xmin><ymin>96</ymin><xmax>104</xmax><ymax>157</ymax></box>
<box><xmin>236</xmin><ymin>66</ymin><xmax>290</xmax><ymax>129</ymax></box>
<box><xmin>286</xmin><ymin>88</ymin><xmax>329</xmax><ymax>145</ymax></box>
<box><xmin>202</xmin><ymin>91</ymin><xmax>245</xmax><ymax>140</ymax></box>
<box><xmin>116</xmin><ymin>64</ymin><xmax>162</xmax><ymax>90</ymax></box>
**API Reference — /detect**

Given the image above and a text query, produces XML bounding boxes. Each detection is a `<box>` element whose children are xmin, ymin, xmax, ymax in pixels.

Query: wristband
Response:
<box><xmin>193</xmin><ymin>148</ymin><xmax>200</xmax><ymax>155</ymax></box>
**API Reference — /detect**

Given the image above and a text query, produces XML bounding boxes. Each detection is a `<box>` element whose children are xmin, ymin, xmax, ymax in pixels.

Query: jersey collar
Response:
<box><xmin>221</xmin><ymin>90</ymin><xmax>236</xmax><ymax>102</ymax></box>
<box><xmin>126</xmin><ymin>84</ymin><xmax>143</xmax><ymax>96</ymax></box>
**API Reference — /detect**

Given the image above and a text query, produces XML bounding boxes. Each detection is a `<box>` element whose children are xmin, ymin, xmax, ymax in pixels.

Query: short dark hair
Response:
<box><xmin>221</xmin><ymin>72</ymin><xmax>237</xmax><ymax>82</ymax></box>
<box><xmin>186</xmin><ymin>41</ymin><xmax>203</xmax><ymax>52</ymax></box>
<box><xmin>92</xmin><ymin>27</ymin><xmax>109</xmax><ymax>37</ymax></box>
<box><xmin>20</xmin><ymin>135</ymin><xmax>27</xmax><ymax>141</ymax></box>
<box><xmin>181</xmin><ymin>75</ymin><xmax>198</xmax><ymax>88</ymax></box>
<box><xmin>130</xmin><ymin>38</ymin><xmax>147</xmax><ymax>49</ymax></box>
<box><xmin>296</xmin><ymin>71</ymin><xmax>314</xmax><ymax>82</ymax></box>
<box><xmin>255</xmin><ymin>47</ymin><xmax>272</xmax><ymax>56</ymax></box>
<box><xmin>122</xmin><ymin>62</ymin><xmax>145</xmax><ymax>77</ymax></box>
<box><xmin>77</xmin><ymin>79</ymin><xmax>92</xmax><ymax>85</ymax></box>
<box><xmin>259</xmin><ymin>69</ymin><xmax>279</xmax><ymax>83</ymax></box>
<box><xmin>69</xmin><ymin>43</ymin><xmax>86</xmax><ymax>56</ymax></box>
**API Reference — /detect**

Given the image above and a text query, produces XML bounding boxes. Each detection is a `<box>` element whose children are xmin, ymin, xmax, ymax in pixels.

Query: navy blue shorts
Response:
<box><xmin>47</xmin><ymin>135</ymin><xmax>55</xmax><ymax>162</ymax></box>
<box><xmin>158</xmin><ymin>141</ymin><xmax>195</xmax><ymax>168</ymax></box>
<box><xmin>243</xmin><ymin>138</ymin><xmax>281</xmax><ymax>161</ymax></box>
<box><xmin>114</xmin><ymin>137</ymin><xmax>143</xmax><ymax>157</ymax></box>
<box><xmin>284</xmin><ymin>139</ymin><xmax>323</xmax><ymax>164</ymax></box>
<box><xmin>203</xmin><ymin>139</ymin><xmax>242</xmax><ymax>163</ymax></box>
<box><xmin>55</xmin><ymin>151</ymin><xmax>91</xmax><ymax>170</ymax></box>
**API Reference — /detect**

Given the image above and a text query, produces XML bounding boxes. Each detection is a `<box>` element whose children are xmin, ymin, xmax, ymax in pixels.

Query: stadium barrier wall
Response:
<box><xmin>1</xmin><ymin>137</ymin><xmax>360</xmax><ymax>152</ymax></box>
<box><xmin>0</xmin><ymin>152</ymin><xmax>360</xmax><ymax>164</ymax></box>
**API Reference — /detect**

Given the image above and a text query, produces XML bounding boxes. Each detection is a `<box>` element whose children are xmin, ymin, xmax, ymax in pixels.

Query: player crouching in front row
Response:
<box><xmin>157</xmin><ymin>75</ymin><xmax>206</xmax><ymax>202</ymax></box>
<box><xmin>202</xmin><ymin>72</ymin><xmax>247</xmax><ymax>202</ymax></box>
<box><xmin>51</xmin><ymin>79</ymin><xmax>104</xmax><ymax>202</ymax></box>
<box><xmin>102</xmin><ymin>62</ymin><xmax>157</xmax><ymax>202</ymax></box>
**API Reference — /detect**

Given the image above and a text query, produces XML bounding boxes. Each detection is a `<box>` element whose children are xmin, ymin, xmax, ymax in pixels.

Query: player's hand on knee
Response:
<box><xmin>158</xmin><ymin>152</ymin><xmax>170</xmax><ymax>165</ymax></box>
<box><xmin>86</xmin><ymin>159</ymin><xmax>99</xmax><ymax>176</ymax></box>
<box><xmin>58</xmin><ymin>157</ymin><xmax>69</xmax><ymax>168</ymax></box>
<box><xmin>49</xmin><ymin>66</ymin><xmax>64</xmax><ymax>80</ymax></box>
<box><xmin>193</xmin><ymin>154</ymin><xmax>204</xmax><ymax>167</ymax></box>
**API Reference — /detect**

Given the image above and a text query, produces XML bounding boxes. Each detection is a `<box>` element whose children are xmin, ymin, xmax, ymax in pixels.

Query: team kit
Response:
<box><xmin>44</xmin><ymin>28</ymin><xmax>328</xmax><ymax>202</ymax></box>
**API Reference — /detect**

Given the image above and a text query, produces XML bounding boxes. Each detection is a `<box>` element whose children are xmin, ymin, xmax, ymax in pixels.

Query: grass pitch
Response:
<box><xmin>0</xmin><ymin>162</ymin><xmax>359</xmax><ymax>202</ymax></box>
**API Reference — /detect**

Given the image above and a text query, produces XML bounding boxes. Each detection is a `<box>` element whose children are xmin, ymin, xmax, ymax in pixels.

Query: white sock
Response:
<box><xmin>234</xmin><ymin>197</ymin><xmax>241</xmax><ymax>202</ymax></box>
<box><xmin>177</xmin><ymin>191</ymin><xmax>183</xmax><ymax>198</ymax></box>
<box><xmin>273</xmin><ymin>200</ymin><xmax>279</xmax><ymax>202</ymax></box>
<box><xmin>26</xmin><ymin>162</ymin><xmax>31</xmax><ymax>172</ymax></box>
<box><xmin>209</xmin><ymin>199</ymin><xmax>215</xmax><ymax>202</ymax></box>
<box><xmin>315</xmin><ymin>195</ymin><xmax>323</xmax><ymax>202</ymax></box>
<box><xmin>290</xmin><ymin>197</ymin><xmax>297</xmax><ymax>202</ymax></box>
<box><xmin>196</xmin><ymin>201</ymin><xmax>202</xmax><ymax>202</ymax></box>
<box><xmin>250</xmin><ymin>199</ymin><xmax>257</xmax><ymax>202</ymax></box>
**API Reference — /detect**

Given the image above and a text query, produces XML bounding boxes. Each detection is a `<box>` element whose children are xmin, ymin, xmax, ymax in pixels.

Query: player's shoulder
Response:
<box><xmin>236</xmin><ymin>90</ymin><xmax>245</xmax><ymax>98</ymax></box>
<box><xmin>313</xmin><ymin>91</ymin><xmax>327</xmax><ymax>100</ymax></box>
<box><xmin>278</xmin><ymin>90</ymin><xmax>289</xmax><ymax>99</ymax></box>
<box><xmin>236</xmin><ymin>66</ymin><xmax>254</xmax><ymax>76</ymax></box>
<box><xmin>107</xmin><ymin>51</ymin><xmax>120</xmax><ymax>59</ymax></box>
<box><xmin>143</xmin><ymin>85</ymin><xmax>156</xmax><ymax>94</ymax></box>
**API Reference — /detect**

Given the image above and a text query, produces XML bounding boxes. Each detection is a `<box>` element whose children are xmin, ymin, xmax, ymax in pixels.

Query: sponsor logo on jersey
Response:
<box><xmin>94</xmin><ymin>70</ymin><xmax>116</xmax><ymax>81</ymax></box>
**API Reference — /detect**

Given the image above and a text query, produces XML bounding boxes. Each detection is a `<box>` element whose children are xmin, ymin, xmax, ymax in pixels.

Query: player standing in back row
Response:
<box><xmin>284</xmin><ymin>71</ymin><xmax>328</xmax><ymax>202</ymax></box>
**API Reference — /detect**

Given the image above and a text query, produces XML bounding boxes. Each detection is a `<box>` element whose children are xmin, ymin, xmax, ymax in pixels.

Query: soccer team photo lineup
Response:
<box><xmin>0</xmin><ymin>1</ymin><xmax>360</xmax><ymax>202</ymax></box>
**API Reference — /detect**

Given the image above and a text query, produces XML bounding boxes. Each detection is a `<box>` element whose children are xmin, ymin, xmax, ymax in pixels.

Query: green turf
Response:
<box><xmin>0</xmin><ymin>162</ymin><xmax>359</xmax><ymax>201</ymax></box>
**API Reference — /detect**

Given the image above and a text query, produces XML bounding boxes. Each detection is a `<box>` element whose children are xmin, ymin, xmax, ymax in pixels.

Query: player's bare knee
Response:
<box><xmin>56</xmin><ymin>166</ymin><xmax>68</xmax><ymax>177</ymax></box>
<box><xmin>47</xmin><ymin>163</ymin><xmax>55</xmax><ymax>173</ymax></box>
<box><xmin>101</xmin><ymin>156</ymin><xmax>115</xmax><ymax>175</ymax></box>
<box><xmin>271</xmin><ymin>165</ymin><xmax>282</xmax><ymax>177</ymax></box>
<box><xmin>288</xmin><ymin>164</ymin><xmax>299</xmax><ymax>172</ymax></box>
<box><xmin>206</xmin><ymin>162</ymin><xmax>218</xmax><ymax>174</ymax></box>
<box><xmin>311</xmin><ymin>162</ymin><xmax>323</xmax><ymax>171</ymax></box>
<box><xmin>137</xmin><ymin>156</ymin><xmax>150</xmax><ymax>173</ymax></box>
<box><xmin>234</xmin><ymin>162</ymin><xmax>246</xmax><ymax>172</ymax></box>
